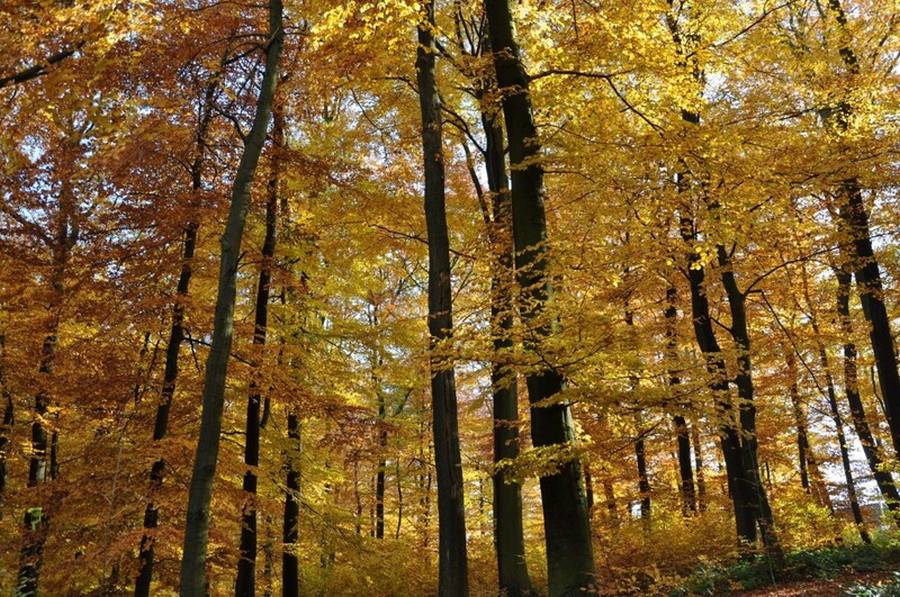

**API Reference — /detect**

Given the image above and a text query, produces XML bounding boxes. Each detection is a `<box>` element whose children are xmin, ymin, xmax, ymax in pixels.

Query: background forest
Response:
<box><xmin>0</xmin><ymin>0</ymin><xmax>898</xmax><ymax>595</ymax></box>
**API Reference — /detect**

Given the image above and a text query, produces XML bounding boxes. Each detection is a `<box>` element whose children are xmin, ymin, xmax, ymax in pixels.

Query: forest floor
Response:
<box><xmin>731</xmin><ymin>569</ymin><xmax>898</xmax><ymax>595</ymax></box>
<box><xmin>671</xmin><ymin>540</ymin><xmax>900</xmax><ymax>596</ymax></box>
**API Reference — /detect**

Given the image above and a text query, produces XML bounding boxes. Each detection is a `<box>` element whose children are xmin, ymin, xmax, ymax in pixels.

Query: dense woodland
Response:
<box><xmin>0</xmin><ymin>0</ymin><xmax>898</xmax><ymax>595</ymax></box>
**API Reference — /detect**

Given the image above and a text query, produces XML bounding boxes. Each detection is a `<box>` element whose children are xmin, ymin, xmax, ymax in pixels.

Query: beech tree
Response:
<box><xmin>0</xmin><ymin>0</ymin><xmax>897</xmax><ymax>595</ymax></box>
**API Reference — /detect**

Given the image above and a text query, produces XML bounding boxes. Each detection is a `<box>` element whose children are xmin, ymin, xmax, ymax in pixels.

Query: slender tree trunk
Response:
<box><xmin>673</xmin><ymin>416</ymin><xmax>695</xmax><ymax>514</ymax></box>
<box><xmin>825</xmin><ymin>0</ymin><xmax>900</xmax><ymax>458</ymax></box>
<box><xmin>353</xmin><ymin>460</ymin><xmax>362</xmax><ymax>536</ymax></box>
<box><xmin>19</xmin><ymin>173</ymin><xmax>76</xmax><ymax>596</ymax></box>
<box><xmin>416</xmin><ymin>3</ymin><xmax>469</xmax><ymax>594</ymax></box>
<box><xmin>478</xmin><ymin>104</ymin><xmax>533</xmax><ymax>596</ymax></box>
<box><xmin>835</xmin><ymin>267</ymin><xmax>900</xmax><ymax>520</ymax></box>
<box><xmin>485</xmin><ymin>1</ymin><xmax>595</xmax><ymax>592</ymax></box>
<box><xmin>799</xmin><ymin>302</ymin><xmax>863</xmax><ymax>533</ymax></box>
<box><xmin>624</xmin><ymin>305</ymin><xmax>651</xmax><ymax>529</ymax></box>
<box><xmin>236</xmin><ymin>110</ymin><xmax>283</xmax><ymax>596</ymax></box>
<box><xmin>634</xmin><ymin>419</ymin><xmax>651</xmax><ymax>527</ymax></box>
<box><xmin>603</xmin><ymin>472</ymin><xmax>617</xmax><ymax>524</ymax></box>
<box><xmin>665</xmin><ymin>286</ymin><xmax>697</xmax><ymax>514</ymax></box>
<box><xmin>262</xmin><ymin>514</ymin><xmax>274</xmax><ymax>597</ymax></box>
<box><xmin>375</xmin><ymin>395</ymin><xmax>387</xmax><ymax>540</ymax></box>
<box><xmin>19</xmin><ymin>310</ymin><xmax>58</xmax><ymax>594</ymax></box>
<box><xmin>680</xmin><ymin>216</ymin><xmax>756</xmax><ymax>548</ymax></box>
<box><xmin>825</xmin><ymin>363</ymin><xmax>870</xmax><ymax>542</ymax></box>
<box><xmin>135</xmin><ymin>73</ymin><xmax>218</xmax><ymax>597</ymax></box>
<box><xmin>691</xmin><ymin>422</ymin><xmax>706</xmax><ymax>512</ymax></box>
<box><xmin>282</xmin><ymin>413</ymin><xmax>300</xmax><ymax>597</ymax></box>
<box><xmin>0</xmin><ymin>334</ymin><xmax>13</xmax><ymax>520</ymax></box>
<box><xmin>716</xmin><ymin>247</ymin><xmax>781</xmax><ymax>559</ymax></box>
<box><xmin>785</xmin><ymin>349</ymin><xmax>811</xmax><ymax>492</ymax></box>
<box><xmin>396</xmin><ymin>459</ymin><xmax>403</xmax><ymax>539</ymax></box>
<box><xmin>178</xmin><ymin>4</ymin><xmax>283</xmax><ymax>593</ymax></box>
<box><xmin>669</xmin><ymin>3</ymin><xmax>774</xmax><ymax>552</ymax></box>
<box><xmin>785</xmin><ymin>346</ymin><xmax>832</xmax><ymax>511</ymax></box>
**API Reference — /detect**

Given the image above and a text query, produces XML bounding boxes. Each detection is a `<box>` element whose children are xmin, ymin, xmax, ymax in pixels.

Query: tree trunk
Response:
<box><xmin>799</xmin><ymin>298</ymin><xmax>865</xmax><ymax>535</ymax></box>
<box><xmin>665</xmin><ymin>286</ymin><xmax>696</xmax><ymax>514</ymax></box>
<box><xmin>624</xmin><ymin>305</ymin><xmax>651</xmax><ymax>529</ymax></box>
<box><xmin>262</xmin><ymin>514</ymin><xmax>274</xmax><ymax>597</ymax></box>
<box><xmin>825</xmin><ymin>0</ymin><xmax>900</xmax><ymax>459</ymax></box>
<box><xmin>375</xmin><ymin>395</ymin><xmax>387</xmax><ymax>540</ymax></box>
<box><xmin>583</xmin><ymin>465</ymin><xmax>594</xmax><ymax>516</ymax></box>
<box><xmin>282</xmin><ymin>413</ymin><xmax>300</xmax><ymax>597</ymax></box>
<box><xmin>236</xmin><ymin>109</ymin><xmax>283</xmax><ymax>596</ymax></box>
<box><xmin>0</xmin><ymin>334</ymin><xmax>13</xmax><ymax>520</ymax></box>
<box><xmin>634</xmin><ymin>419</ymin><xmax>651</xmax><ymax>527</ymax></box>
<box><xmin>178</xmin><ymin>4</ymin><xmax>283</xmax><ymax>593</ymax></box>
<box><xmin>484</xmin><ymin>0</ymin><xmax>595</xmax><ymax>593</ymax></box>
<box><xmin>673</xmin><ymin>416</ymin><xmax>695</xmax><ymax>515</ymax></box>
<box><xmin>19</xmin><ymin>173</ymin><xmax>75</xmax><ymax>596</ymax></box>
<box><xmin>396</xmin><ymin>459</ymin><xmax>403</xmax><ymax>539</ymax></box>
<box><xmin>478</xmin><ymin>104</ymin><xmax>533</xmax><ymax>596</ymax></box>
<box><xmin>679</xmin><ymin>215</ymin><xmax>756</xmax><ymax>548</ymax></box>
<box><xmin>691</xmin><ymin>422</ymin><xmax>706</xmax><ymax>512</ymax></box>
<box><xmin>135</xmin><ymin>71</ymin><xmax>218</xmax><ymax>597</ymax></box>
<box><xmin>785</xmin><ymin>349</ymin><xmax>811</xmax><ymax>493</ymax></box>
<box><xmin>824</xmin><ymin>360</ymin><xmax>870</xmax><ymax>543</ymax></box>
<box><xmin>716</xmin><ymin>246</ymin><xmax>781</xmax><ymax>559</ymax></box>
<box><xmin>603</xmin><ymin>471</ymin><xmax>617</xmax><ymax>524</ymax></box>
<box><xmin>416</xmin><ymin>3</ymin><xmax>469</xmax><ymax>594</ymax></box>
<box><xmin>838</xmin><ymin>181</ymin><xmax>900</xmax><ymax>458</ymax></box>
<box><xmin>835</xmin><ymin>267</ymin><xmax>900</xmax><ymax>520</ymax></box>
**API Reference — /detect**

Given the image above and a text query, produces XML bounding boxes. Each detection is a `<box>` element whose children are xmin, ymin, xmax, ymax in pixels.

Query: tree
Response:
<box><xmin>484</xmin><ymin>0</ymin><xmax>596</xmax><ymax>593</ymax></box>
<box><xmin>416</xmin><ymin>1</ymin><xmax>469</xmax><ymax>593</ymax></box>
<box><xmin>178</xmin><ymin>2</ymin><xmax>284</xmax><ymax>593</ymax></box>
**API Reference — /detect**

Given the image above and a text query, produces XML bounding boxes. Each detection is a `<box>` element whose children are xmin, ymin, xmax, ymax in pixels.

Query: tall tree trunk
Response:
<box><xmin>669</xmin><ymin>5</ymin><xmax>773</xmax><ymax>553</ymax></box>
<box><xmin>624</xmin><ymin>305</ymin><xmax>651</xmax><ymax>529</ymax></box>
<box><xmin>665</xmin><ymin>286</ymin><xmax>696</xmax><ymax>514</ymax></box>
<box><xmin>825</xmin><ymin>0</ymin><xmax>900</xmax><ymax>458</ymax></box>
<box><xmin>178</xmin><ymin>4</ymin><xmax>283</xmax><ymax>593</ymax></box>
<box><xmin>786</xmin><ymin>344</ymin><xmax>833</xmax><ymax>511</ymax></box>
<box><xmin>262</xmin><ymin>513</ymin><xmax>274</xmax><ymax>597</ymax></box>
<box><xmin>800</xmin><ymin>299</ymin><xmax>866</xmax><ymax>536</ymax></box>
<box><xmin>484</xmin><ymin>1</ymin><xmax>595</xmax><ymax>593</ymax></box>
<box><xmin>785</xmin><ymin>349</ymin><xmax>811</xmax><ymax>492</ymax></box>
<box><xmin>135</xmin><ymin>70</ymin><xmax>218</xmax><ymax>597</ymax></box>
<box><xmin>679</xmin><ymin>215</ymin><xmax>756</xmax><ymax>549</ymax></box>
<box><xmin>375</xmin><ymin>392</ymin><xmax>387</xmax><ymax>540</ymax></box>
<box><xmin>480</xmin><ymin>102</ymin><xmax>533</xmax><ymax>597</ymax></box>
<box><xmin>19</xmin><ymin>174</ymin><xmax>75</xmax><ymax>597</ymax></box>
<box><xmin>634</xmin><ymin>418</ymin><xmax>651</xmax><ymax>528</ymax></box>
<box><xmin>416</xmin><ymin>3</ymin><xmax>469</xmax><ymax>594</ymax></box>
<box><xmin>0</xmin><ymin>333</ymin><xmax>13</xmax><ymax>520</ymax></box>
<box><xmin>838</xmin><ymin>182</ymin><xmax>900</xmax><ymax>457</ymax></box>
<box><xmin>835</xmin><ymin>267</ymin><xmax>900</xmax><ymax>520</ymax></box>
<box><xmin>396</xmin><ymin>459</ymin><xmax>403</xmax><ymax>539</ymax></box>
<box><xmin>603</xmin><ymin>472</ymin><xmax>617</xmax><ymax>524</ymax></box>
<box><xmin>824</xmin><ymin>363</ymin><xmax>870</xmax><ymax>543</ymax></box>
<box><xmin>282</xmin><ymin>413</ymin><xmax>300</xmax><ymax>597</ymax></box>
<box><xmin>673</xmin><ymin>416</ymin><xmax>695</xmax><ymax>515</ymax></box>
<box><xmin>691</xmin><ymin>422</ymin><xmax>706</xmax><ymax>512</ymax></box>
<box><xmin>716</xmin><ymin>247</ymin><xmax>781</xmax><ymax>559</ymax></box>
<box><xmin>236</xmin><ymin>110</ymin><xmax>283</xmax><ymax>596</ymax></box>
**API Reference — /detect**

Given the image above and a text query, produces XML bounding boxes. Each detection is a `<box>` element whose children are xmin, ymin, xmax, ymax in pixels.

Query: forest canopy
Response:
<box><xmin>0</xmin><ymin>0</ymin><xmax>898</xmax><ymax>595</ymax></box>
